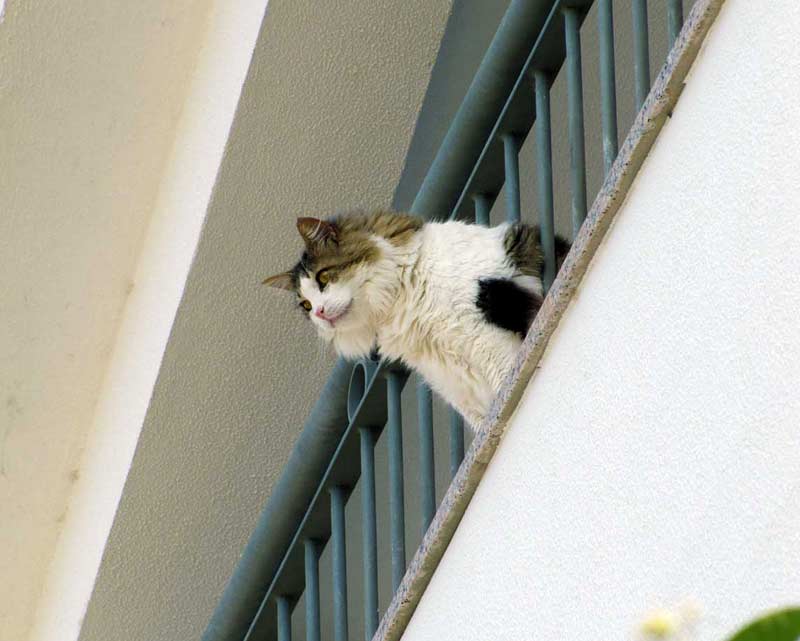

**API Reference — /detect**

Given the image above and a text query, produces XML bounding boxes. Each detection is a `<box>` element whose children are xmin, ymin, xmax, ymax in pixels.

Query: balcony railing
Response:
<box><xmin>202</xmin><ymin>1</ymin><xmax>706</xmax><ymax>640</ymax></box>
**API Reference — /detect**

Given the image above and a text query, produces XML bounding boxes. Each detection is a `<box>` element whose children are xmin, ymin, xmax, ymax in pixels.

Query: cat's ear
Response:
<box><xmin>297</xmin><ymin>217</ymin><xmax>338</xmax><ymax>247</ymax></box>
<box><xmin>262</xmin><ymin>271</ymin><xmax>295</xmax><ymax>291</ymax></box>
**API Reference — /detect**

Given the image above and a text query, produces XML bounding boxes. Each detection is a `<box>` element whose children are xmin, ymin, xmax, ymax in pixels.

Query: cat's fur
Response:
<box><xmin>264</xmin><ymin>210</ymin><xmax>568</xmax><ymax>429</ymax></box>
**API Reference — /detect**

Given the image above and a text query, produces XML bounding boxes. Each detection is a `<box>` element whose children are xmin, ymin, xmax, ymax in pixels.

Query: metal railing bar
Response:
<box><xmin>502</xmin><ymin>134</ymin><xmax>522</xmax><ymax>223</ymax></box>
<box><xmin>386</xmin><ymin>370</ymin><xmax>406</xmax><ymax>591</ymax></box>
<box><xmin>330</xmin><ymin>487</ymin><xmax>348</xmax><ymax>641</ymax></box>
<box><xmin>597</xmin><ymin>0</ymin><xmax>618</xmax><ymax>176</ymax></box>
<box><xmin>632</xmin><ymin>0</ymin><xmax>651</xmax><ymax>109</ymax></box>
<box><xmin>416</xmin><ymin>381</ymin><xmax>437</xmax><ymax>534</ymax></box>
<box><xmin>449</xmin><ymin>409</ymin><xmax>465</xmax><ymax>479</ymax></box>
<box><xmin>564</xmin><ymin>6</ymin><xmax>588</xmax><ymax>235</ymax></box>
<box><xmin>534</xmin><ymin>69</ymin><xmax>557</xmax><ymax>294</ymax></box>
<box><xmin>276</xmin><ymin>596</ymin><xmax>292</xmax><ymax>641</ymax></box>
<box><xmin>472</xmin><ymin>194</ymin><xmax>491</xmax><ymax>226</ymax></box>
<box><xmin>668</xmin><ymin>0</ymin><xmax>684</xmax><ymax>47</ymax></box>
<box><xmin>304</xmin><ymin>540</ymin><xmax>321</xmax><ymax>641</ymax></box>
<box><xmin>360</xmin><ymin>427</ymin><xmax>379</xmax><ymax>640</ymax></box>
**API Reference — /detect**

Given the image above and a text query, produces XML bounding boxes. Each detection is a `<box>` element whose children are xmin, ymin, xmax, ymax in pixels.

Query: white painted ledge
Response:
<box><xmin>25</xmin><ymin>2</ymin><xmax>269</xmax><ymax>640</ymax></box>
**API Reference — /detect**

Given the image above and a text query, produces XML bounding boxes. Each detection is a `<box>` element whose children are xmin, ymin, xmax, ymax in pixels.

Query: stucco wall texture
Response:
<box><xmin>401</xmin><ymin>1</ymin><xmax>800</xmax><ymax>640</ymax></box>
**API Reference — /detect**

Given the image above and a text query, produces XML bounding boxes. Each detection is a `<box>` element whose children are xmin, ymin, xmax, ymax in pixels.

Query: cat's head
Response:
<box><xmin>263</xmin><ymin>217</ymin><xmax>383</xmax><ymax>350</ymax></box>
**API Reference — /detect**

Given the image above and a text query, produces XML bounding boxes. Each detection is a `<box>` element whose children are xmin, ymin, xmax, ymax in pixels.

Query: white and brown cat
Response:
<box><xmin>264</xmin><ymin>210</ymin><xmax>568</xmax><ymax>429</ymax></box>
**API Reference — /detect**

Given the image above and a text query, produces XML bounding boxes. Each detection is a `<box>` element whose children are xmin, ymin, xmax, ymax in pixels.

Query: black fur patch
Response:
<box><xmin>476</xmin><ymin>278</ymin><xmax>542</xmax><ymax>338</ymax></box>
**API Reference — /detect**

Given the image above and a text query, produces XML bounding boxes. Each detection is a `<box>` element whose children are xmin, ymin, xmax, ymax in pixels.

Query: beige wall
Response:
<box><xmin>25</xmin><ymin>2</ymin><xmax>270</xmax><ymax>641</ymax></box>
<box><xmin>0</xmin><ymin>2</ymin><xmax>220</xmax><ymax>639</ymax></box>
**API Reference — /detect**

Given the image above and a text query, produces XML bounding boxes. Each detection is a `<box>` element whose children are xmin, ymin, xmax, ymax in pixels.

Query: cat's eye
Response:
<box><xmin>316</xmin><ymin>269</ymin><xmax>331</xmax><ymax>288</ymax></box>
<box><xmin>300</xmin><ymin>300</ymin><xmax>312</xmax><ymax>312</ymax></box>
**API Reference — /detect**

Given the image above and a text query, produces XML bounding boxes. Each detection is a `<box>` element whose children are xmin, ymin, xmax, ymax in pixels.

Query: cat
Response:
<box><xmin>263</xmin><ymin>210</ymin><xmax>568</xmax><ymax>429</ymax></box>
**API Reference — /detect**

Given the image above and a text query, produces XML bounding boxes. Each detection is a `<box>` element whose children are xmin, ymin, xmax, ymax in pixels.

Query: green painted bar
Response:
<box><xmin>502</xmin><ymin>134</ymin><xmax>521</xmax><ymax>223</ymax></box>
<box><xmin>276</xmin><ymin>597</ymin><xmax>292</xmax><ymax>641</ymax></box>
<box><xmin>534</xmin><ymin>70</ymin><xmax>556</xmax><ymax>293</ymax></box>
<box><xmin>329</xmin><ymin>487</ymin><xmax>348</xmax><ymax>641</ymax></box>
<box><xmin>303</xmin><ymin>540</ymin><xmax>321</xmax><ymax>641</ymax></box>
<box><xmin>449</xmin><ymin>408</ymin><xmax>464</xmax><ymax>479</ymax></box>
<box><xmin>416</xmin><ymin>380</ymin><xmax>436</xmax><ymax>534</ymax></box>
<box><xmin>668</xmin><ymin>0</ymin><xmax>684</xmax><ymax>47</ymax></box>
<box><xmin>473</xmin><ymin>194</ymin><xmax>491</xmax><ymax>226</ymax></box>
<box><xmin>386</xmin><ymin>371</ymin><xmax>406</xmax><ymax>591</ymax></box>
<box><xmin>563</xmin><ymin>7</ymin><xmax>588</xmax><ymax>235</ymax></box>
<box><xmin>632</xmin><ymin>0</ymin><xmax>651</xmax><ymax>109</ymax></box>
<box><xmin>597</xmin><ymin>0</ymin><xmax>618</xmax><ymax>176</ymax></box>
<box><xmin>359</xmin><ymin>427</ymin><xmax>379</xmax><ymax>640</ymax></box>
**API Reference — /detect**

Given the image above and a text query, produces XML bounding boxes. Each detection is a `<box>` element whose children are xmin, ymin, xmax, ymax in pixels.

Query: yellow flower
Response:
<box><xmin>640</xmin><ymin>609</ymin><xmax>679</xmax><ymax>639</ymax></box>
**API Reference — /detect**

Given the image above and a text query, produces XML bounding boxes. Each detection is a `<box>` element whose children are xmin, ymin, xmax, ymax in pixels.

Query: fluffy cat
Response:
<box><xmin>264</xmin><ymin>210</ymin><xmax>568</xmax><ymax>429</ymax></box>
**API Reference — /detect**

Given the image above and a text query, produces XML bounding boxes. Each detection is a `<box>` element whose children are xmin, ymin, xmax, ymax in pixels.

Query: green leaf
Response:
<box><xmin>727</xmin><ymin>608</ymin><xmax>800</xmax><ymax>641</ymax></box>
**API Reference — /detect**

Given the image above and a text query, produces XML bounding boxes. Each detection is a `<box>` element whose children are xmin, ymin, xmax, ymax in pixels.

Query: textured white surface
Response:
<box><xmin>401</xmin><ymin>1</ymin><xmax>800</xmax><ymax>640</ymax></box>
<box><xmin>24</xmin><ymin>2</ymin><xmax>269</xmax><ymax>641</ymax></box>
<box><xmin>0</xmin><ymin>2</ymin><xmax>217</xmax><ymax>639</ymax></box>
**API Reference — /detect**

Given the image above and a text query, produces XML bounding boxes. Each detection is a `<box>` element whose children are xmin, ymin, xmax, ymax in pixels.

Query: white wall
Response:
<box><xmin>401</xmin><ymin>1</ymin><xmax>800</xmax><ymax>640</ymax></box>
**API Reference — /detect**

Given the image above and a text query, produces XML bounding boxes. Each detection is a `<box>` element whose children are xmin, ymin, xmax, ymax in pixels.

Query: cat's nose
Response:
<box><xmin>314</xmin><ymin>307</ymin><xmax>326</xmax><ymax>319</ymax></box>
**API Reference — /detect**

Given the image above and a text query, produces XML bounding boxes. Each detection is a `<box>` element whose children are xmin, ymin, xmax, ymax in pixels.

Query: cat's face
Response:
<box><xmin>263</xmin><ymin>217</ymin><xmax>380</xmax><ymax>343</ymax></box>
